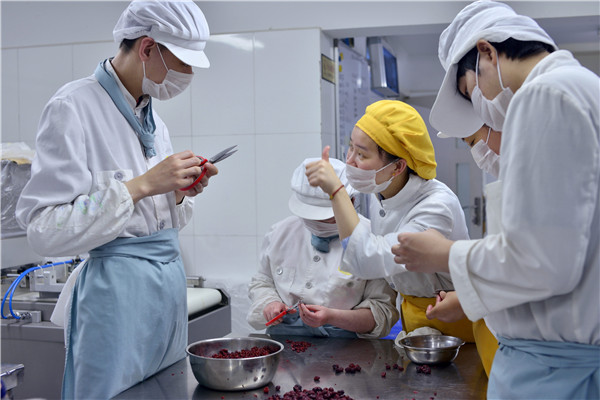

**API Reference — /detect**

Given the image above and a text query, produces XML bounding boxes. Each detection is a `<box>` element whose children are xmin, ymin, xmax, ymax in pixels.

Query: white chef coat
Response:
<box><xmin>247</xmin><ymin>215</ymin><xmax>399</xmax><ymax>339</ymax></box>
<box><xmin>449</xmin><ymin>50</ymin><xmax>600</xmax><ymax>345</ymax></box>
<box><xmin>342</xmin><ymin>174</ymin><xmax>470</xmax><ymax>296</ymax></box>
<box><xmin>16</xmin><ymin>60</ymin><xmax>193</xmax><ymax>257</ymax></box>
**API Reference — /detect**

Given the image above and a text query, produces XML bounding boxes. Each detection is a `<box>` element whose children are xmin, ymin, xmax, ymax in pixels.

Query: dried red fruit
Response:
<box><xmin>314</xmin><ymin>376</ymin><xmax>320</xmax><ymax>381</ymax></box>
<box><xmin>381</xmin><ymin>372</ymin><xmax>386</xmax><ymax>378</ymax></box>
<box><xmin>285</xmin><ymin>339</ymin><xmax>313</xmax><ymax>353</ymax></box>
<box><xmin>266</xmin><ymin>386</ymin><xmax>354</xmax><ymax>400</ymax></box>
<box><xmin>206</xmin><ymin>346</ymin><xmax>277</xmax><ymax>359</ymax></box>
<box><xmin>416</xmin><ymin>365</ymin><xmax>432</xmax><ymax>374</ymax></box>
<box><xmin>264</xmin><ymin>387</ymin><xmax>269</xmax><ymax>394</ymax></box>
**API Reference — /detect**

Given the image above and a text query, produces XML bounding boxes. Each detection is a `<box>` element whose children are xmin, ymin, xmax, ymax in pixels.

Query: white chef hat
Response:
<box><xmin>288</xmin><ymin>158</ymin><xmax>357</xmax><ymax>221</ymax></box>
<box><xmin>113</xmin><ymin>0</ymin><xmax>210</xmax><ymax>68</ymax></box>
<box><xmin>429</xmin><ymin>0</ymin><xmax>557</xmax><ymax>138</ymax></box>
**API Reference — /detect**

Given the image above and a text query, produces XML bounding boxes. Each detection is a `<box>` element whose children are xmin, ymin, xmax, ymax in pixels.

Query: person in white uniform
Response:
<box><xmin>247</xmin><ymin>158</ymin><xmax>399</xmax><ymax>338</ymax></box>
<box><xmin>392</xmin><ymin>1</ymin><xmax>599</xmax><ymax>399</ymax></box>
<box><xmin>15</xmin><ymin>1</ymin><xmax>216</xmax><ymax>398</ymax></box>
<box><xmin>305</xmin><ymin>100</ymin><xmax>475</xmax><ymax>343</ymax></box>
<box><xmin>431</xmin><ymin>124</ymin><xmax>502</xmax><ymax>378</ymax></box>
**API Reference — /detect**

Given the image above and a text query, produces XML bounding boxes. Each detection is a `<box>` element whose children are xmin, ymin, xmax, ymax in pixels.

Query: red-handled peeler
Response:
<box><xmin>180</xmin><ymin>145</ymin><xmax>238</xmax><ymax>191</ymax></box>
<box><xmin>265</xmin><ymin>300</ymin><xmax>302</xmax><ymax>326</ymax></box>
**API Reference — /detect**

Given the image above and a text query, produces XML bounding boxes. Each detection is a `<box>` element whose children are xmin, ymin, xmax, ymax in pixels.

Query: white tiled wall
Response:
<box><xmin>1</xmin><ymin>49</ymin><xmax>19</xmax><ymax>143</ymax></box>
<box><xmin>1</xmin><ymin>28</ymin><xmax>326</xmax><ymax>336</ymax></box>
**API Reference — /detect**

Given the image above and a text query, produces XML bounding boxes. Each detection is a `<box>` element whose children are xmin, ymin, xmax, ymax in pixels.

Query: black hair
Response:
<box><xmin>119</xmin><ymin>38</ymin><xmax>166</xmax><ymax>53</ymax></box>
<box><xmin>119</xmin><ymin>38</ymin><xmax>138</xmax><ymax>53</ymax></box>
<box><xmin>376</xmin><ymin>145</ymin><xmax>416</xmax><ymax>176</ymax></box>
<box><xmin>456</xmin><ymin>38</ymin><xmax>555</xmax><ymax>100</ymax></box>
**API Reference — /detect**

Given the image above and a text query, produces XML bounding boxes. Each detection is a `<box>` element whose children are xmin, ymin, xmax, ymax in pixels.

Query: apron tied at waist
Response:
<box><xmin>497</xmin><ymin>336</ymin><xmax>600</xmax><ymax>368</ymax></box>
<box><xmin>489</xmin><ymin>336</ymin><xmax>600</xmax><ymax>400</ymax></box>
<box><xmin>89</xmin><ymin>228</ymin><xmax>180</xmax><ymax>261</ymax></box>
<box><xmin>50</xmin><ymin>229</ymin><xmax>181</xmax><ymax>328</ymax></box>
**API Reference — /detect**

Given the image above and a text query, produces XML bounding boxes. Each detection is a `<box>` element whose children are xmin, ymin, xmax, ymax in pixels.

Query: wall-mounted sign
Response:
<box><xmin>321</xmin><ymin>54</ymin><xmax>335</xmax><ymax>84</ymax></box>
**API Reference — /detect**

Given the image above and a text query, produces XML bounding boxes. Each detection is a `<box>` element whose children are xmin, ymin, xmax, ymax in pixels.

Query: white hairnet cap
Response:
<box><xmin>288</xmin><ymin>158</ymin><xmax>356</xmax><ymax>221</ymax></box>
<box><xmin>429</xmin><ymin>0</ymin><xmax>557</xmax><ymax>138</ymax></box>
<box><xmin>113</xmin><ymin>0</ymin><xmax>210</xmax><ymax>68</ymax></box>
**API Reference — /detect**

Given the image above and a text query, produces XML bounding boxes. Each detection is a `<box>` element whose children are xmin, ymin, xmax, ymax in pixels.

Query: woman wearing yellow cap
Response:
<box><xmin>305</xmin><ymin>100</ymin><xmax>474</xmax><ymax>343</ymax></box>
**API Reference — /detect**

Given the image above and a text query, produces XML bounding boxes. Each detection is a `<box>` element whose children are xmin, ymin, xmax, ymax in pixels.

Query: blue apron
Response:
<box><xmin>62</xmin><ymin>229</ymin><xmax>187</xmax><ymax>399</ymax></box>
<box><xmin>266</xmin><ymin>312</ymin><xmax>358</xmax><ymax>338</ymax></box>
<box><xmin>488</xmin><ymin>336</ymin><xmax>600</xmax><ymax>400</ymax></box>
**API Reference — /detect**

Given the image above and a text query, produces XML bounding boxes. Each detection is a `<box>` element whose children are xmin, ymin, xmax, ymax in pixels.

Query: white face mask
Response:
<box><xmin>470</xmin><ymin>127</ymin><xmax>500</xmax><ymax>178</ymax></box>
<box><xmin>470</xmin><ymin>50</ymin><xmax>513</xmax><ymax>132</ymax></box>
<box><xmin>142</xmin><ymin>46</ymin><xmax>193</xmax><ymax>100</ymax></box>
<box><xmin>345</xmin><ymin>161</ymin><xmax>395</xmax><ymax>194</ymax></box>
<box><xmin>302</xmin><ymin>219</ymin><xmax>339</xmax><ymax>238</ymax></box>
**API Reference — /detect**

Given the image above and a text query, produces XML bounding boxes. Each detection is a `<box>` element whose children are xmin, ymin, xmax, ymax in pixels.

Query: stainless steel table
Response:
<box><xmin>116</xmin><ymin>335</ymin><xmax>488</xmax><ymax>399</ymax></box>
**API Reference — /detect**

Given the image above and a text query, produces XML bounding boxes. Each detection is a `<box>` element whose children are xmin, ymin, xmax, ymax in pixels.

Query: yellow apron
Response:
<box><xmin>401</xmin><ymin>294</ymin><xmax>498</xmax><ymax>377</ymax></box>
<box><xmin>400</xmin><ymin>294</ymin><xmax>475</xmax><ymax>343</ymax></box>
<box><xmin>472</xmin><ymin>319</ymin><xmax>497</xmax><ymax>377</ymax></box>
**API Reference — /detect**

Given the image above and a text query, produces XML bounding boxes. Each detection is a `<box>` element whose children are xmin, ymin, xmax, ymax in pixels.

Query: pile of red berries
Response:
<box><xmin>266</xmin><ymin>385</ymin><xmax>354</xmax><ymax>400</ymax></box>
<box><xmin>285</xmin><ymin>339</ymin><xmax>313</xmax><ymax>353</ymax></box>
<box><xmin>208</xmin><ymin>346</ymin><xmax>276</xmax><ymax>359</ymax></box>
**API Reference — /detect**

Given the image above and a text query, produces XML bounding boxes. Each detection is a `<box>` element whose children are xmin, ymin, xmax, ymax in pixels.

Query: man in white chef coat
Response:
<box><xmin>16</xmin><ymin>1</ymin><xmax>216</xmax><ymax>398</ymax></box>
<box><xmin>392</xmin><ymin>1</ymin><xmax>599</xmax><ymax>399</ymax></box>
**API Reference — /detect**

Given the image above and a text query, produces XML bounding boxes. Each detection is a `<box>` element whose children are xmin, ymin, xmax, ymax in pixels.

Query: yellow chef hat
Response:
<box><xmin>355</xmin><ymin>100</ymin><xmax>437</xmax><ymax>180</ymax></box>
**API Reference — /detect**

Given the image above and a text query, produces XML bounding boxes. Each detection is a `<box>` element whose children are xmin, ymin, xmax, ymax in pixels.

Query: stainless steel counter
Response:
<box><xmin>115</xmin><ymin>335</ymin><xmax>488</xmax><ymax>399</ymax></box>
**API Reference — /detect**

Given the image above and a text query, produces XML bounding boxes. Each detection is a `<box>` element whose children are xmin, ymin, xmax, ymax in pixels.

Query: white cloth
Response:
<box><xmin>394</xmin><ymin>326</ymin><xmax>442</xmax><ymax>348</ymax></box>
<box><xmin>16</xmin><ymin>60</ymin><xmax>193</xmax><ymax>258</ymax></box>
<box><xmin>449</xmin><ymin>50</ymin><xmax>600</xmax><ymax>345</ymax></box>
<box><xmin>247</xmin><ymin>215</ymin><xmax>399</xmax><ymax>339</ymax></box>
<box><xmin>342</xmin><ymin>174</ymin><xmax>470</xmax><ymax>296</ymax></box>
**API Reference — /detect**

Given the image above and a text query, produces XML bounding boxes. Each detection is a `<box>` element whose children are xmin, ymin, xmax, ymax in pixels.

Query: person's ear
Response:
<box><xmin>476</xmin><ymin>39</ymin><xmax>496</xmax><ymax>66</ymax></box>
<box><xmin>392</xmin><ymin>159</ymin><xmax>407</xmax><ymax>176</ymax></box>
<box><xmin>138</xmin><ymin>37</ymin><xmax>156</xmax><ymax>62</ymax></box>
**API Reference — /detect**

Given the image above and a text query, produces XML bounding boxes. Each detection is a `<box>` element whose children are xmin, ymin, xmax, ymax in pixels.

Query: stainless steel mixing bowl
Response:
<box><xmin>186</xmin><ymin>337</ymin><xmax>283</xmax><ymax>391</ymax></box>
<box><xmin>397</xmin><ymin>335</ymin><xmax>465</xmax><ymax>365</ymax></box>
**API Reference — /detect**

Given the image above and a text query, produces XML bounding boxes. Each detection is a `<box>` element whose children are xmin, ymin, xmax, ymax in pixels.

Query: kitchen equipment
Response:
<box><xmin>180</xmin><ymin>144</ymin><xmax>238</xmax><ymax>191</ymax></box>
<box><xmin>186</xmin><ymin>337</ymin><xmax>283</xmax><ymax>391</ymax></box>
<box><xmin>1</xmin><ymin>260</ymin><xmax>231</xmax><ymax>399</ymax></box>
<box><xmin>397</xmin><ymin>334</ymin><xmax>465</xmax><ymax>365</ymax></box>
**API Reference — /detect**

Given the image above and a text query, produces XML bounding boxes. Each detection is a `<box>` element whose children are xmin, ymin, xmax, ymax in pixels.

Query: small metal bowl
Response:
<box><xmin>397</xmin><ymin>335</ymin><xmax>465</xmax><ymax>365</ymax></box>
<box><xmin>186</xmin><ymin>337</ymin><xmax>283</xmax><ymax>391</ymax></box>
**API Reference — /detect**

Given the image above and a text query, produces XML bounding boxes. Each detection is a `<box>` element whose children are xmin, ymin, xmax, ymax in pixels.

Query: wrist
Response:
<box><xmin>329</xmin><ymin>184</ymin><xmax>345</xmax><ymax>200</ymax></box>
<box><xmin>125</xmin><ymin>177</ymin><xmax>148</xmax><ymax>204</ymax></box>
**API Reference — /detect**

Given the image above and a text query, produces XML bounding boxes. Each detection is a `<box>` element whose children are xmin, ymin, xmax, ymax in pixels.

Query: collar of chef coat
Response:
<box><xmin>378</xmin><ymin>174</ymin><xmax>424</xmax><ymax>210</ymax></box>
<box><xmin>104</xmin><ymin>59</ymin><xmax>150</xmax><ymax>114</ymax></box>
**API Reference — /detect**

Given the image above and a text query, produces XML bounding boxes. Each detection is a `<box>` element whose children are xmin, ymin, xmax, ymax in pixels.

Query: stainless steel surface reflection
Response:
<box><xmin>115</xmin><ymin>335</ymin><xmax>488</xmax><ymax>399</ymax></box>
